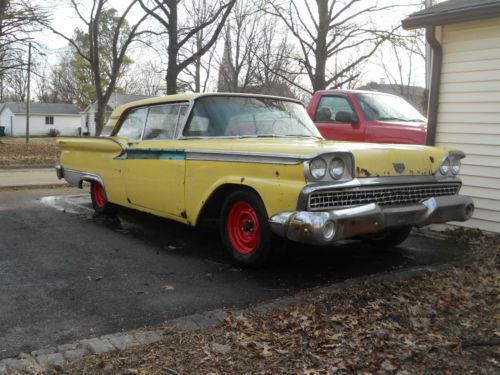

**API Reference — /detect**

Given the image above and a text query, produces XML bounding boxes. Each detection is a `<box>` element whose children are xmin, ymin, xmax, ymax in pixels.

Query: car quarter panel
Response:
<box><xmin>57</xmin><ymin>137</ymin><xmax>127</xmax><ymax>205</ymax></box>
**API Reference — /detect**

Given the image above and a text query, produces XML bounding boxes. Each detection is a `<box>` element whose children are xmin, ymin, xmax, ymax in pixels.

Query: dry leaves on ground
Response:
<box><xmin>41</xmin><ymin>229</ymin><xmax>499</xmax><ymax>375</ymax></box>
<box><xmin>0</xmin><ymin>138</ymin><xmax>60</xmax><ymax>167</ymax></box>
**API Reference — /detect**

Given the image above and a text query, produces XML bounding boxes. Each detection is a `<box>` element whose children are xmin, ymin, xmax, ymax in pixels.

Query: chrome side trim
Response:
<box><xmin>297</xmin><ymin>175</ymin><xmax>462</xmax><ymax>210</ymax></box>
<box><xmin>185</xmin><ymin>149</ymin><xmax>310</xmax><ymax>165</ymax></box>
<box><xmin>59</xmin><ymin>167</ymin><xmax>104</xmax><ymax>190</ymax></box>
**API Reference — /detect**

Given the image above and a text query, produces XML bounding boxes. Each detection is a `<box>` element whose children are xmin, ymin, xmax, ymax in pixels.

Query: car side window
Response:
<box><xmin>316</xmin><ymin>96</ymin><xmax>354</xmax><ymax>123</ymax></box>
<box><xmin>116</xmin><ymin>107</ymin><xmax>148</xmax><ymax>139</ymax></box>
<box><xmin>183</xmin><ymin>101</ymin><xmax>213</xmax><ymax>137</ymax></box>
<box><xmin>143</xmin><ymin>104</ymin><xmax>184</xmax><ymax>140</ymax></box>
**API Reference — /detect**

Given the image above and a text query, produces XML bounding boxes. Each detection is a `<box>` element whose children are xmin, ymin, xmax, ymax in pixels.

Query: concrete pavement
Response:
<box><xmin>0</xmin><ymin>168</ymin><xmax>67</xmax><ymax>189</ymax></box>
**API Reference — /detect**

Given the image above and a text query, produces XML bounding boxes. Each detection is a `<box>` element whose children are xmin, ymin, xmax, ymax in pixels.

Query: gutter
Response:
<box><xmin>425</xmin><ymin>25</ymin><xmax>442</xmax><ymax>146</ymax></box>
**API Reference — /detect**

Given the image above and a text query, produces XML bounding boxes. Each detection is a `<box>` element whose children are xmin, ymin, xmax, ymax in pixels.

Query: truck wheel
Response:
<box><xmin>220</xmin><ymin>190</ymin><xmax>272</xmax><ymax>265</ymax></box>
<box><xmin>90</xmin><ymin>181</ymin><xmax>118</xmax><ymax>215</ymax></box>
<box><xmin>363</xmin><ymin>226</ymin><xmax>412</xmax><ymax>248</ymax></box>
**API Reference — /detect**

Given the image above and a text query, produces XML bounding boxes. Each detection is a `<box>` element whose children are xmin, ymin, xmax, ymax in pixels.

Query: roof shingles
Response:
<box><xmin>0</xmin><ymin>102</ymin><xmax>80</xmax><ymax>115</ymax></box>
<box><xmin>402</xmin><ymin>0</ymin><xmax>500</xmax><ymax>29</ymax></box>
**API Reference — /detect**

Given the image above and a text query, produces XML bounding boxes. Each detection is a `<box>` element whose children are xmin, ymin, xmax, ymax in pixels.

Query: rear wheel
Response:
<box><xmin>90</xmin><ymin>181</ymin><xmax>118</xmax><ymax>215</ymax></box>
<box><xmin>362</xmin><ymin>226</ymin><xmax>412</xmax><ymax>248</ymax></box>
<box><xmin>220</xmin><ymin>190</ymin><xmax>272</xmax><ymax>265</ymax></box>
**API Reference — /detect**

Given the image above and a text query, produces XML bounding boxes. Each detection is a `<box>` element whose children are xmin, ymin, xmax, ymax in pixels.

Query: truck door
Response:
<box><xmin>314</xmin><ymin>95</ymin><xmax>364</xmax><ymax>142</ymax></box>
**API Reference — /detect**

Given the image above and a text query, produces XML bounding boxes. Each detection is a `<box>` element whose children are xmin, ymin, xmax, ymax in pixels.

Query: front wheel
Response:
<box><xmin>90</xmin><ymin>181</ymin><xmax>118</xmax><ymax>215</ymax></box>
<box><xmin>220</xmin><ymin>190</ymin><xmax>272</xmax><ymax>265</ymax></box>
<box><xmin>362</xmin><ymin>226</ymin><xmax>412</xmax><ymax>248</ymax></box>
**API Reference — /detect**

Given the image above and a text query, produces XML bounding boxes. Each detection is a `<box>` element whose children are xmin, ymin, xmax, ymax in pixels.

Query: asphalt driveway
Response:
<box><xmin>0</xmin><ymin>187</ymin><xmax>469</xmax><ymax>359</ymax></box>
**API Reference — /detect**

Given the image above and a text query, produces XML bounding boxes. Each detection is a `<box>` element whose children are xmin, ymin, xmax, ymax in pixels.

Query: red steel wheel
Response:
<box><xmin>227</xmin><ymin>201</ymin><xmax>260</xmax><ymax>254</ymax></box>
<box><xmin>90</xmin><ymin>181</ymin><xmax>118</xmax><ymax>215</ymax></box>
<box><xmin>220</xmin><ymin>190</ymin><xmax>272</xmax><ymax>265</ymax></box>
<box><xmin>92</xmin><ymin>182</ymin><xmax>106</xmax><ymax>209</ymax></box>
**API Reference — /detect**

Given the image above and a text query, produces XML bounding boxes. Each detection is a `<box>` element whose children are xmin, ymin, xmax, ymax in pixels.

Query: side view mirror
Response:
<box><xmin>335</xmin><ymin>111</ymin><xmax>358</xmax><ymax>124</ymax></box>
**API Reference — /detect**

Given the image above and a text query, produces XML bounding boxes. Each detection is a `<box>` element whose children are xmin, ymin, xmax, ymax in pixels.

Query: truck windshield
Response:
<box><xmin>353</xmin><ymin>92</ymin><xmax>426</xmax><ymax>123</ymax></box>
<box><xmin>183</xmin><ymin>96</ymin><xmax>322</xmax><ymax>138</ymax></box>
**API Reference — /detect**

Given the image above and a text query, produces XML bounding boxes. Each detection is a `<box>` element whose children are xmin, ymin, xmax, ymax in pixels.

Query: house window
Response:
<box><xmin>45</xmin><ymin>116</ymin><xmax>54</xmax><ymax>125</ymax></box>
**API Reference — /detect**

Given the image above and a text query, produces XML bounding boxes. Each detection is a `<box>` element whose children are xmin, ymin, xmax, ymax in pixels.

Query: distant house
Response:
<box><xmin>0</xmin><ymin>102</ymin><xmax>81</xmax><ymax>136</ymax></box>
<box><xmin>403</xmin><ymin>0</ymin><xmax>500</xmax><ymax>233</ymax></box>
<box><xmin>81</xmin><ymin>93</ymin><xmax>154</xmax><ymax>135</ymax></box>
<box><xmin>356</xmin><ymin>82</ymin><xmax>427</xmax><ymax>114</ymax></box>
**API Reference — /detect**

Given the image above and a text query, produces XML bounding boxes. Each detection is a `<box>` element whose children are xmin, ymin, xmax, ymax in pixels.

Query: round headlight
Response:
<box><xmin>440</xmin><ymin>158</ymin><xmax>451</xmax><ymax>175</ymax></box>
<box><xmin>310</xmin><ymin>157</ymin><xmax>327</xmax><ymax>180</ymax></box>
<box><xmin>451</xmin><ymin>159</ymin><xmax>461</xmax><ymax>175</ymax></box>
<box><xmin>329</xmin><ymin>158</ymin><xmax>345</xmax><ymax>179</ymax></box>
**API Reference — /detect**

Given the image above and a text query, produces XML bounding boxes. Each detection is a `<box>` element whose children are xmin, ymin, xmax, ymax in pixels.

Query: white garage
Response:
<box><xmin>403</xmin><ymin>0</ymin><xmax>500</xmax><ymax>233</ymax></box>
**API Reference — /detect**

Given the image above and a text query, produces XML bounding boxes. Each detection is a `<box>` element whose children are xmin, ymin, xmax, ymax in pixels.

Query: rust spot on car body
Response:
<box><xmin>356</xmin><ymin>166</ymin><xmax>372</xmax><ymax>177</ymax></box>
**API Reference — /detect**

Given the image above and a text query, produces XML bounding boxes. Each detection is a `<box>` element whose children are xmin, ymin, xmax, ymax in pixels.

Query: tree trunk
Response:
<box><xmin>194</xmin><ymin>31</ymin><xmax>202</xmax><ymax>92</ymax></box>
<box><xmin>166</xmin><ymin>1</ymin><xmax>178</xmax><ymax>95</ymax></box>
<box><xmin>313</xmin><ymin>0</ymin><xmax>329</xmax><ymax>91</ymax></box>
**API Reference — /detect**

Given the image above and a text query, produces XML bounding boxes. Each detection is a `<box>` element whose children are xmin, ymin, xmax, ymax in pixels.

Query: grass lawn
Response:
<box><xmin>0</xmin><ymin>137</ymin><xmax>60</xmax><ymax>168</ymax></box>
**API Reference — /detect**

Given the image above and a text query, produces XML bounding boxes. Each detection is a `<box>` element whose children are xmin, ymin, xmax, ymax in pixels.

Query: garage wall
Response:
<box><xmin>435</xmin><ymin>18</ymin><xmax>500</xmax><ymax>233</ymax></box>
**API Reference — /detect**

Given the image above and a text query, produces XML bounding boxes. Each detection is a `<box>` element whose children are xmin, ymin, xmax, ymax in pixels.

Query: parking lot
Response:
<box><xmin>0</xmin><ymin>187</ymin><xmax>469</xmax><ymax>359</ymax></box>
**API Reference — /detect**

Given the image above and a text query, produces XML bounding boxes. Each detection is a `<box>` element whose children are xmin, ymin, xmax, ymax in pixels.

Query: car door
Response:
<box><xmin>117</xmin><ymin>103</ymin><xmax>189</xmax><ymax>217</ymax></box>
<box><xmin>314</xmin><ymin>95</ymin><xmax>364</xmax><ymax>141</ymax></box>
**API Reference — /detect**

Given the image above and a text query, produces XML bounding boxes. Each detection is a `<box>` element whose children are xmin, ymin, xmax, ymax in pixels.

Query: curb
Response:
<box><xmin>0</xmin><ymin>183</ymin><xmax>70</xmax><ymax>192</ymax></box>
<box><xmin>0</xmin><ymin>258</ymin><xmax>466</xmax><ymax>375</ymax></box>
<box><xmin>0</xmin><ymin>166</ymin><xmax>57</xmax><ymax>170</ymax></box>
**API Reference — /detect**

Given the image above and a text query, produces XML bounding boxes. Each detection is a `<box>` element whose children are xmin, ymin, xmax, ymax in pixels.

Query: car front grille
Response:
<box><xmin>308</xmin><ymin>182</ymin><xmax>461</xmax><ymax>210</ymax></box>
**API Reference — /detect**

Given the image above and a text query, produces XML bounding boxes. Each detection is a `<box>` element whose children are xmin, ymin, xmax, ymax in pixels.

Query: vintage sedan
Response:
<box><xmin>56</xmin><ymin>93</ymin><xmax>474</xmax><ymax>264</ymax></box>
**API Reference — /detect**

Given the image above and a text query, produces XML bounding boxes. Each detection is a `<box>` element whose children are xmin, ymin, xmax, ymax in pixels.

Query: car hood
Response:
<box><xmin>180</xmin><ymin>137</ymin><xmax>451</xmax><ymax>177</ymax></box>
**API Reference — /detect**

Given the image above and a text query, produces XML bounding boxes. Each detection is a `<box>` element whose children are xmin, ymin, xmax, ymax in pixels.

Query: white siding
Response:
<box><xmin>10</xmin><ymin>114</ymin><xmax>81</xmax><ymax>136</ymax></box>
<box><xmin>0</xmin><ymin>107</ymin><xmax>14</xmax><ymax>135</ymax></box>
<box><xmin>436</xmin><ymin>18</ymin><xmax>500</xmax><ymax>233</ymax></box>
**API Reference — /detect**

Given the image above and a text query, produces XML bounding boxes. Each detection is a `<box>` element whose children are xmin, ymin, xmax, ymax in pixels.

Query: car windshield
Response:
<box><xmin>183</xmin><ymin>96</ymin><xmax>322</xmax><ymax>138</ymax></box>
<box><xmin>353</xmin><ymin>92</ymin><xmax>426</xmax><ymax>123</ymax></box>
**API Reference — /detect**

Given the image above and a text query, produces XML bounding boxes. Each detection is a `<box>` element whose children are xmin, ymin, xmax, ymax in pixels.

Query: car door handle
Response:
<box><xmin>128</xmin><ymin>141</ymin><xmax>139</xmax><ymax>146</ymax></box>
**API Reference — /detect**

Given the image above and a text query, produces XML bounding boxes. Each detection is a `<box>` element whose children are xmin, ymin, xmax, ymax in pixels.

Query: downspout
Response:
<box><xmin>425</xmin><ymin>25</ymin><xmax>443</xmax><ymax>146</ymax></box>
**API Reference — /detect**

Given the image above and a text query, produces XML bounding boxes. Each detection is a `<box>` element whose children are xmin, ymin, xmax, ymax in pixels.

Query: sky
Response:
<box><xmin>32</xmin><ymin>0</ymin><xmax>428</xmax><ymax>92</ymax></box>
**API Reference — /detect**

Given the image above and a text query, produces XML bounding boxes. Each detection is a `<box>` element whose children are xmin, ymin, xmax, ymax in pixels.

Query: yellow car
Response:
<box><xmin>56</xmin><ymin>93</ymin><xmax>474</xmax><ymax>265</ymax></box>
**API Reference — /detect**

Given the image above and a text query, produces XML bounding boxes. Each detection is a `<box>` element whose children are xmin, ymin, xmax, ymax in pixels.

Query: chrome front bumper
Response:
<box><xmin>269</xmin><ymin>195</ymin><xmax>474</xmax><ymax>245</ymax></box>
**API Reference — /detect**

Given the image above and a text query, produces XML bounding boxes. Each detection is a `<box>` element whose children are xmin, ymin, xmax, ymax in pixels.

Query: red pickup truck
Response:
<box><xmin>306</xmin><ymin>90</ymin><xmax>427</xmax><ymax>144</ymax></box>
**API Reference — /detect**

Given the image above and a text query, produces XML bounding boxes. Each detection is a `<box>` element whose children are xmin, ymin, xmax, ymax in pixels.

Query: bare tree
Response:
<box><xmin>177</xmin><ymin>0</ymin><xmax>219</xmax><ymax>93</ymax></box>
<box><xmin>252</xmin><ymin>16</ymin><xmax>299</xmax><ymax>97</ymax></box>
<box><xmin>265</xmin><ymin>0</ymin><xmax>399</xmax><ymax>94</ymax></box>
<box><xmin>0</xmin><ymin>0</ymin><xmax>48</xmax><ymax>75</ymax></box>
<box><xmin>216</xmin><ymin>0</ymin><xmax>261</xmax><ymax>92</ymax></box>
<box><xmin>122</xmin><ymin>60</ymin><xmax>166</xmax><ymax>96</ymax></box>
<box><xmin>380</xmin><ymin>28</ymin><xmax>426</xmax><ymax>107</ymax></box>
<box><xmin>138</xmin><ymin>0</ymin><xmax>236</xmax><ymax>95</ymax></box>
<box><xmin>48</xmin><ymin>0</ymin><xmax>149</xmax><ymax>135</ymax></box>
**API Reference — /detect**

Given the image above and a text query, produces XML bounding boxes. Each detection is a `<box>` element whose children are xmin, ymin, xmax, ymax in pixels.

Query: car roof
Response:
<box><xmin>318</xmin><ymin>89</ymin><xmax>400</xmax><ymax>96</ymax></box>
<box><xmin>112</xmin><ymin>92</ymin><xmax>303</xmax><ymax>115</ymax></box>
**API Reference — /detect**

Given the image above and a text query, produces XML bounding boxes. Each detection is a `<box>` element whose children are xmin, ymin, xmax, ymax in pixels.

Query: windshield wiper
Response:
<box><xmin>378</xmin><ymin>117</ymin><xmax>423</xmax><ymax>122</ymax></box>
<box><xmin>284</xmin><ymin>134</ymin><xmax>323</xmax><ymax>139</ymax></box>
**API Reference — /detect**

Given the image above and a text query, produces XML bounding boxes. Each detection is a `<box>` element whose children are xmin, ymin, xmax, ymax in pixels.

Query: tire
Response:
<box><xmin>90</xmin><ymin>181</ymin><xmax>118</xmax><ymax>215</ymax></box>
<box><xmin>363</xmin><ymin>226</ymin><xmax>412</xmax><ymax>248</ymax></box>
<box><xmin>220</xmin><ymin>190</ymin><xmax>272</xmax><ymax>265</ymax></box>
